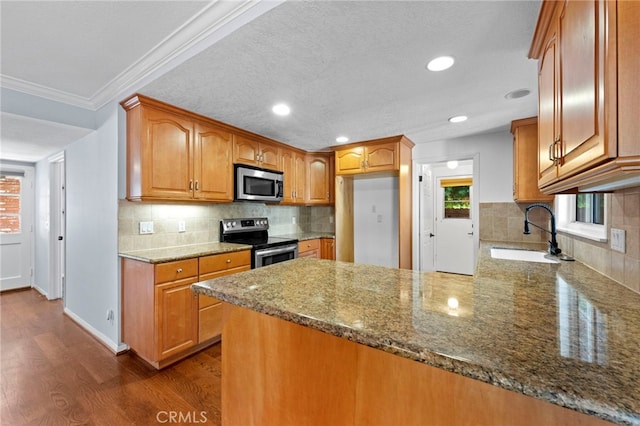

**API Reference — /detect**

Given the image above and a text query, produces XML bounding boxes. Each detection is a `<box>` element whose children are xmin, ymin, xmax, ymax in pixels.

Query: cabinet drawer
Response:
<box><xmin>298</xmin><ymin>239</ymin><xmax>320</xmax><ymax>253</ymax></box>
<box><xmin>199</xmin><ymin>302</ymin><xmax>224</xmax><ymax>342</ymax></box>
<box><xmin>199</xmin><ymin>250</ymin><xmax>251</xmax><ymax>275</ymax></box>
<box><xmin>155</xmin><ymin>259</ymin><xmax>198</xmax><ymax>284</ymax></box>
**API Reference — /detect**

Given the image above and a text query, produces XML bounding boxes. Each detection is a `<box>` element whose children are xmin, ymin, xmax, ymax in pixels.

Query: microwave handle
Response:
<box><xmin>276</xmin><ymin>180</ymin><xmax>284</xmax><ymax>198</ymax></box>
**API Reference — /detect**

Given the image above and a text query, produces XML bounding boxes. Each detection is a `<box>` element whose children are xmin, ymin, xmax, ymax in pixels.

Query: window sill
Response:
<box><xmin>557</xmin><ymin>223</ymin><xmax>607</xmax><ymax>242</ymax></box>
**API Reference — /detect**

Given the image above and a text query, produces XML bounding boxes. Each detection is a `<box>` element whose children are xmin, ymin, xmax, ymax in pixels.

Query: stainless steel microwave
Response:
<box><xmin>234</xmin><ymin>164</ymin><xmax>284</xmax><ymax>202</ymax></box>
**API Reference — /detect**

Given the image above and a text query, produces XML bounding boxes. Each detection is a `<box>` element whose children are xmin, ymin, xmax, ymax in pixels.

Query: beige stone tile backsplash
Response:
<box><xmin>480</xmin><ymin>187</ymin><xmax>640</xmax><ymax>294</ymax></box>
<box><xmin>118</xmin><ymin>200</ymin><xmax>334</xmax><ymax>252</ymax></box>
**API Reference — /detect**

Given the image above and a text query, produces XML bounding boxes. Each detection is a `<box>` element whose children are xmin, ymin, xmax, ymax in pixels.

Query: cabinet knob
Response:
<box><xmin>226</xmin><ymin>259</ymin><xmax>232</xmax><ymax>263</ymax></box>
<box><xmin>177</xmin><ymin>268</ymin><xmax>183</xmax><ymax>273</ymax></box>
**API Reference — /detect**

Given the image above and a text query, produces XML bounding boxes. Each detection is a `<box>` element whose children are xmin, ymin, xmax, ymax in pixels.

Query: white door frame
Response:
<box><xmin>49</xmin><ymin>153</ymin><xmax>65</xmax><ymax>300</ymax></box>
<box><xmin>413</xmin><ymin>153</ymin><xmax>480</xmax><ymax>272</ymax></box>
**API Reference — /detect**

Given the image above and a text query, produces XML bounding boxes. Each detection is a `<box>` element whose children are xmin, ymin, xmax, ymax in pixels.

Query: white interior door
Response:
<box><xmin>0</xmin><ymin>168</ymin><xmax>34</xmax><ymax>291</ymax></box>
<box><xmin>435</xmin><ymin>177</ymin><xmax>474</xmax><ymax>275</ymax></box>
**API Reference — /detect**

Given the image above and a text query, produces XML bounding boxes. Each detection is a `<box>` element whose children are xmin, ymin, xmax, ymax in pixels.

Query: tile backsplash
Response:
<box><xmin>118</xmin><ymin>200</ymin><xmax>334</xmax><ymax>252</ymax></box>
<box><xmin>480</xmin><ymin>187</ymin><xmax>640</xmax><ymax>294</ymax></box>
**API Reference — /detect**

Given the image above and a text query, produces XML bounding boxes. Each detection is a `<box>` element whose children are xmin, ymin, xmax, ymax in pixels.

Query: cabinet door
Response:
<box><xmin>365</xmin><ymin>142</ymin><xmax>397</xmax><ymax>173</ymax></box>
<box><xmin>194</xmin><ymin>122</ymin><xmax>233</xmax><ymax>201</ymax></box>
<box><xmin>335</xmin><ymin>147</ymin><xmax>365</xmax><ymax>175</ymax></box>
<box><xmin>155</xmin><ymin>278</ymin><xmax>199</xmax><ymax>360</ymax></box>
<box><xmin>538</xmin><ymin>31</ymin><xmax>559</xmax><ymax>188</ymax></box>
<box><xmin>557</xmin><ymin>0</ymin><xmax>614</xmax><ymax>178</ymax></box>
<box><xmin>321</xmin><ymin>238</ymin><xmax>335</xmax><ymax>260</ymax></box>
<box><xmin>512</xmin><ymin>120</ymin><xmax>554</xmax><ymax>203</ymax></box>
<box><xmin>259</xmin><ymin>142</ymin><xmax>282</xmax><ymax>171</ymax></box>
<box><xmin>282</xmin><ymin>149</ymin><xmax>305</xmax><ymax>204</ymax></box>
<box><xmin>307</xmin><ymin>154</ymin><xmax>332</xmax><ymax>204</ymax></box>
<box><xmin>233</xmin><ymin>135</ymin><xmax>261</xmax><ymax>167</ymax></box>
<box><xmin>281</xmin><ymin>149</ymin><xmax>296</xmax><ymax>204</ymax></box>
<box><xmin>141</xmin><ymin>107</ymin><xmax>194</xmax><ymax>199</ymax></box>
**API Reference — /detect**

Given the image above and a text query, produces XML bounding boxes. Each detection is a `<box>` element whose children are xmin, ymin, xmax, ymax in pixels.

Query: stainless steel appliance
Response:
<box><xmin>220</xmin><ymin>218</ymin><xmax>298</xmax><ymax>268</ymax></box>
<box><xmin>234</xmin><ymin>164</ymin><xmax>284</xmax><ymax>203</ymax></box>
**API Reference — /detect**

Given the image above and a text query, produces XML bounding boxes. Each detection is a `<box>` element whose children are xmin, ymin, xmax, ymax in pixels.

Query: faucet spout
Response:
<box><xmin>523</xmin><ymin>203</ymin><xmax>561</xmax><ymax>256</ymax></box>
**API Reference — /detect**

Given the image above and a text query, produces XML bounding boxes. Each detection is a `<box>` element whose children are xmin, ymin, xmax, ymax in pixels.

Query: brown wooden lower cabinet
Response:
<box><xmin>298</xmin><ymin>239</ymin><xmax>321</xmax><ymax>259</ymax></box>
<box><xmin>121</xmin><ymin>250</ymin><xmax>251</xmax><ymax>369</ymax></box>
<box><xmin>222</xmin><ymin>305</ymin><xmax>611</xmax><ymax>426</ymax></box>
<box><xmin>320</xmin><ymin>238</ymin><xmax>335</xmax><ymax>260</ymax></box>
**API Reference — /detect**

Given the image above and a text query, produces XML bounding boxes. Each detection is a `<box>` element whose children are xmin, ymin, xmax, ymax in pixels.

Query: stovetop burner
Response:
<box><xmin>220</xmin><ymin>218</ymin><xmax>298</xmax><ymax>249</ymax></box>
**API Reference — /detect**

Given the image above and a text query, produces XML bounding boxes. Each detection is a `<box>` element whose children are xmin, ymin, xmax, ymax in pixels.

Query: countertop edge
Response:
<box><xmin>119</xmin><ymin>243</ymin><xmax>252</xmax><ymax>264</ymax></box>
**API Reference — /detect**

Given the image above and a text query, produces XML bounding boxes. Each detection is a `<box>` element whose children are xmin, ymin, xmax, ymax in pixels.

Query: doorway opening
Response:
<box><xmin>418</xmin><ymin>157</ymin><xmax>478</xmax><ymax>275</ymax></box>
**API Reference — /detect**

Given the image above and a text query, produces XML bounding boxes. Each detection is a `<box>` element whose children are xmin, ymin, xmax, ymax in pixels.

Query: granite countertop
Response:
<box><xmin>193</xmin><ymin>241</ymin><xmax>640</xmax><ymax>425</ymax></box>
<box><xmin>273</xmin><ymin>232</ymin><xmax>335</xmax><ymax>241</ymax></box>
<box><xmin>119</xmin><ymin>242</ymin><xmax>251</xmax><ymax>263</ymax></box>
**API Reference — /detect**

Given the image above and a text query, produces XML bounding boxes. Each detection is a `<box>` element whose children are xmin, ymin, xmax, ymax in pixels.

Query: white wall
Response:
<box><xmin>354</xmin><ymin>176</ymin><xmax>399</xmax><ymax>268</ymax></box>
<box><xmin>413</xmin><ymin>129</ymin><xmax>513</xmax><ymax>202</ymax></box>
<box><xmin>65</xmin><ymin>102</ymin><xmax>121</xmax><ymax>352</ymax></box>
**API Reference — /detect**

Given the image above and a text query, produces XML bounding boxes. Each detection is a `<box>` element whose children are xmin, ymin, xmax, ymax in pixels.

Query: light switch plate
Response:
<box><xmin>178</xmin><ymin>220</ymin><xmax>186</xmax><ymax>233</ymax></box>
<box><xmin>611</xmin><ymin>228</ymin><xmax>625</xmax><ymax>253</ymax></box>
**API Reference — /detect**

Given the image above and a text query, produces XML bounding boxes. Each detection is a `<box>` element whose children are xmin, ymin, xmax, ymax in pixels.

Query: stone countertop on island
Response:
<box><xmin>192</xmin><ymin>242</ymin><xmax>640</xmax><ymax>425</ymax></box>
<box><xmin>119</xmin><ymin>242</ymin><xmax>251</xmax><ymax>263</ymax></box>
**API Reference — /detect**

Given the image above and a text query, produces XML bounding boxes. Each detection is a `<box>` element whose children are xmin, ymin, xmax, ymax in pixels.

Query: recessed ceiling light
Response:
<box><xmin>504</xmin><ymin>89</ymin><xmax>531</xmax><ymax>100</ymax></box>
<box><xmin>426</xmin><ymin>56</ymin><xmax>454</xmax><ymax>72</ymax></box>
<box><xmin>447</xmin><ymin>160</ymin><xmax>459</xmax><ymax>170</ymax></box>
<box><xmin>448</xmin><ymin>115</ymin><xmax>468</xmax><ymax>123</ymax></box>
<box><xmin>272</xmin><ymin>103</ymin><xmax>290</xmax><ymax>116</ymax></box>
<box><xmin>336</xmin><ymin>136</ymin><xmax>349</xmax><ymax>143</ymax></box>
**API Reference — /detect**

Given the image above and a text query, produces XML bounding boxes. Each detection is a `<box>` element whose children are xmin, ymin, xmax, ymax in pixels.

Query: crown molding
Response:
<box><xmin>0</xmin><ymin>74</ymin><xmax>95</xmax><ymax>110</ymax></box>
<box><xmin>1</xmin><ymin>0</ymin><xmax>283</xmax><ymax>111</ymax></box>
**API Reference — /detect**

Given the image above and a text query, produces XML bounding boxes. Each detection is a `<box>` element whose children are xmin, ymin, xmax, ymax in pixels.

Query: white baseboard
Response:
<box><xmin>32</xmin><ymin>285</ymin><xmax>48</xmax><ymax>298</ymax></box>
<box><xmin>63</xmin><ymin>307</ymin><xmax>129</xmax><ymax>354</ymax></box>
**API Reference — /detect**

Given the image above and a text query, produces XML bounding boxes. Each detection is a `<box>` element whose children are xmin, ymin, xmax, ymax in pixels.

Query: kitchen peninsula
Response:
<box><xmin>193</xmin><ymin>243</ymin><xmax>640</xmax><ymax>425</ymax></box>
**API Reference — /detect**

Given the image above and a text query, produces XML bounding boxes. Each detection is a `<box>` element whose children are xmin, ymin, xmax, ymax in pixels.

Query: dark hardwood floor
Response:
<box><xmin>0</xmin><ymin>289</ymin><xmax>222</xmax><ymax>425</ymax></box>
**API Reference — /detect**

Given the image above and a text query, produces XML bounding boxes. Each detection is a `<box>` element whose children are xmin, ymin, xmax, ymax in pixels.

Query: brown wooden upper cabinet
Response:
<box><xmin>121</xmin><ymin>94</ymin><xmax>233</xmax><ymax>202</ymax></box>
<box><xmin>306</xmin><ymin>153</ymin><xmax>334</xmax><ymax>205</ymax></box>
<box><xmin>529</xmin><ymin>0</ymin><xmax>640</xmax><ymax>193</ymax></box>
<box><xmin>335</xmin><ymin>141</ymin><xmax>398</xmax><ymax>175</ymax></box>
<box><xmin>281</xmin><ymin>148</ymin><xmax>307</xmax><ymax>204</ymax></box>
<box><xmin>233</xmin><ymin>135</ymin><xmax>282</xmax><ymax>171</ymax></box>
<box><xmin>281</xmin><ymin>149</ymin><xmax>333</xmax><ymax>205</ymax></box>
<box><xmin>511</xmin><ymin>117</ymin><xmax>554</xmax><ymax>203</ymax></box>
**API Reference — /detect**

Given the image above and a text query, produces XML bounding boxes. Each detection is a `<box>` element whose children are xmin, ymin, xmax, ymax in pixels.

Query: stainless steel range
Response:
<box><xmin>220</xmin><ymin>218</ymin><xmax>298</xmax><ymax>268</ymax></box>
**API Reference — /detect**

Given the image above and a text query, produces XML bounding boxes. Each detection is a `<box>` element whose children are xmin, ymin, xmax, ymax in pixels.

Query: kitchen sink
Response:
<box><xmin>490</xmin><ymin>247</ymin><xmax>560</xmax><ymax>264</ymax></box>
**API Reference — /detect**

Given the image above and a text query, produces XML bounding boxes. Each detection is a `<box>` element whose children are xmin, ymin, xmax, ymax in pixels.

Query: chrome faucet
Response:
<box><xmin>523</xmin><ymin>203</ymin><xmax>562</xmax><ymax>256</ymax></box>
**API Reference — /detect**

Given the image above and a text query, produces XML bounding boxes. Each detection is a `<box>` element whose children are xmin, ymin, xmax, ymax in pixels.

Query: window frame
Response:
<box><xmin>555</xmin><ymin>193</ymin><xmax>608</xmax><ymax>242</ymax></box>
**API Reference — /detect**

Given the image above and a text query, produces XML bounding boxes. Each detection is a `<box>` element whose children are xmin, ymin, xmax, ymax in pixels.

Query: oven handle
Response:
<box><xmin>256</xmin><ymin>244</ymin><xmax>298</xmax><ymax>257</ymax></box>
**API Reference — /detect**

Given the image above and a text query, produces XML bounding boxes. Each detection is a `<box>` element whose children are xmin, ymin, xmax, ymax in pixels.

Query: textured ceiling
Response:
<box><xmin>0</xmin><ymin>0</ymin><xmax>542</xmax><ymax>161</ymax></box>
<box><xmin>140</xmin><ymin>1</ymin><xmax>541</xmax><ymax>151</ymax></box>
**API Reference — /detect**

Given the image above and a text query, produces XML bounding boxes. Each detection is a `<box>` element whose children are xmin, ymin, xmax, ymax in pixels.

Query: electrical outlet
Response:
<box><xmin>611</xmin><ymin>228</ymin><xmax>626</xmax><ymax>253</ymax></box>
<box><xmin>292</xmin><ymin>216</ymin><xmax>296</xmax><ymax>225</ymax></box>
<box><xmin>372</xmin><ymin>205</ymin><xmax>377</xmax><ymax>213</ymax></box>
<box><xmin>139</xmin><ymin>221</ymin><xmax>154</xmax><ymax>234</ymax></box>
<box><xmin>178</xmin><ymin>220</ymin><xmax>186</xmax><ymax>233</ymax></box>
<box><xmin>377</xmin><ymin>214</ymin><xmax>383</xmax><ymax>223</ymax></box>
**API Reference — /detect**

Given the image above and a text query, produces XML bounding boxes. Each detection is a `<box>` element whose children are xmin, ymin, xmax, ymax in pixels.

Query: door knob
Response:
<box><xmin>58</xmin><ymin>236</ymin><xmax>64</xmax><ymax>241</ymax></box>
<box><xmin>429</xmin><ymin>233</ymin><xmax>435</xmax><ymax>238</ymax></box>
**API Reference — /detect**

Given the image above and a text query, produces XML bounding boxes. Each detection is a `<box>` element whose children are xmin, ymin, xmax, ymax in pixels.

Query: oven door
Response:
<box><xmin>254</xmin><ymin>243</ymin><xmax>298</xmax><ymax>268</ymax></box>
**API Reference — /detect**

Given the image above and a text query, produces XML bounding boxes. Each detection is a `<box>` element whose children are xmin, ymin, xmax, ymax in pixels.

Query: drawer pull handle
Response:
<box><xmin>177</xmin><ymin>268</ymin><xmax>183</xmax><ymax>273</ymax></box>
